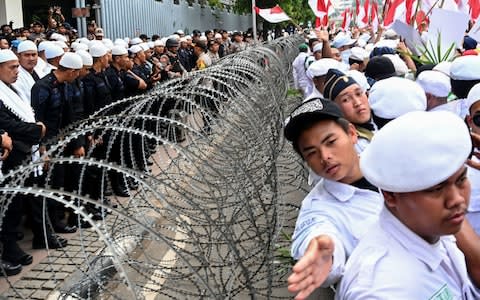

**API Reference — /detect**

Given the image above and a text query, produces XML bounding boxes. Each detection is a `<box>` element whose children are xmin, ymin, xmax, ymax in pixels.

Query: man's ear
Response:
<box><xmin>382</xmin><ymin>191</ymin><xmax>398</xmax><ymax>209</ymax></box>
<box><xmin>348</xmin><ymin>123</ymin><xmax>358</xmax><ymax>144</ymax></box>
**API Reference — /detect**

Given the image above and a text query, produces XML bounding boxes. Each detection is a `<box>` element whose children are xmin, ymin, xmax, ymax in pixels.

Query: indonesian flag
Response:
<box><xmin>342</xmin><ymin>8</ymin><xmax>352</xmax><ymax>30</ymax></box>
<box><xmin>309</xmin><ymin>0</ymin><xmax>329</xmax><ymax>18</ymax></box>
<box><xmin>371</xmin><ymin>2</ymin><xmax>379</xmax><ymax>33</ymax></box>
<box><xmin>313</xmin><ymin>0</ymin><xmax>333</xmax><ymax>27</ymax></box>
<box><xmin>384</xmin><ymin>0</ymin><xmax>406</xmax><ymax>27</ymax></box>
<box><xmin>255</xmin><ymin>5</ymin><xmax>290</xmax><ymax>23</ymax></box>
<box><xmin>471</xmin><ymin>0</ymin><xmax>480</xmax><ymax>20</ymax></box>
<box><xmin>357</xmin><ymin>0</ymin><xmax>370</xmax><ymax>28</ymax></box>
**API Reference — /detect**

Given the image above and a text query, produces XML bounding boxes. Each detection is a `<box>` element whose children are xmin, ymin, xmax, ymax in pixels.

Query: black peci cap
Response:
<box><xmin>323</xmin><ymin>69</ymin><xmax>358</xmax><ymax>101</ymax></box>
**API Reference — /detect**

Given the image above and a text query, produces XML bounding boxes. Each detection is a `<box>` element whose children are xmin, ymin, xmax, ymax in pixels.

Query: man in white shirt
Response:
<box><xmin>337</xmin><ymin>111</ymin><xmax>480</xmax><ymax>299</ymax></box>
<box><xmin>292</xmin><ymin>44</ymin><xmax>310</xmax><ymax>97</ymax></box>
<box><xmin>284</xmin><ymin>98</ymin><xmax>383</xmax><ymax>298</ymax></box>
<box><xmin>13</xmin><ymin>40</ymin><xmax>45</xmax><ymax>104</ymax></box>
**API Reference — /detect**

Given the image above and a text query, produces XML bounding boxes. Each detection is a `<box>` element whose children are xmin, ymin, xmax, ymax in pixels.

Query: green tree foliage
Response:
<box><xmin>234</xmin><ymin>0</ymin><xmax>315</xmax><ymax>25</ymax></box>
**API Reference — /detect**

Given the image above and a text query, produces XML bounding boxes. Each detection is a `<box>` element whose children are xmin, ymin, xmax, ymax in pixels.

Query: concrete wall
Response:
<box><xmin>0</xmin><ymin>0</ymin><xmax>24</xmax><ymax>27</ymax></box>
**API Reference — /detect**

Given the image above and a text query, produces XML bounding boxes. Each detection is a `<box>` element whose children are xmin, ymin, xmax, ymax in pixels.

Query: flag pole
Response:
<box><xmin>252</xmin><ymin>0</ymin><xmax>258</xmax><ymax>42</ymax></box>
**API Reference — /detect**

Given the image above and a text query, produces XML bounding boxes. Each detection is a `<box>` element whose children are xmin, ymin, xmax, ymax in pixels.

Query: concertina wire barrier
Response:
<box><xmin>0</xmin><ymin>34</ymin><xmax>309</xmax><ymax>299</ymax></box>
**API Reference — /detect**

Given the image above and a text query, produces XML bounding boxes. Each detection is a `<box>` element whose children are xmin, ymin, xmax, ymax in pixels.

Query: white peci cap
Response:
<box><xmin>89</xmin><ymin>44</ymin><xmax>108</xmax><ymax>57</ymax></box>
<box><xmin>129</xmin><ymin>45</ymin><xmax>143</xmax><ymax>54</ymax></box>
<box><xmin>17</xmin><ymin>40</ymin><xmax>37</xmax><ymax>53</ymax></box>
<box><xmin>45</xmin><ymin>44</ymin><xmax>64</xmax><ymax>59</ymax></box>
<box><xmin>75</xmin><ymin>50</ymin><xmax>93</xmax><ymax>66</ymax></box>
<box><xmin>0</xmin><ymin>49</ymin><xmax>18</xmax><ymax>63</ymax></box>
<box><xmin>466</xmin><ymin>83</ymin><xmax>480</xmax><ymax>112</ymax></box>
<box><xmin>416</xmin><ymin>70</ymin><xmax>451</xmax><ymax>98</ymax></box>
<box><xmin>59</xmin><ymin>52</ymin><xmax>83</xmax><ymax>69</ymax></box>
<box><xmin>111</xmin><ymin>45</ymin><xmax>128</xmax><ymax>56</ymax></box>
<box><xmin>360</xmin><ymin>110</ymin><xmax>471</xmax><ymax>192</ymax></box>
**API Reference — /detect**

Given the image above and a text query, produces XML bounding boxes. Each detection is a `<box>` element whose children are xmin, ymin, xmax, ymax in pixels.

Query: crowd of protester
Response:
<box><xmin>287</xmin><ymin>22</ymin><xmax>480</xmax><ymax>299</ymax></box>
<box><xmin>0</xmin><ymin>6</ymin><xmax>259</xmax><ymax>277</ymax></box>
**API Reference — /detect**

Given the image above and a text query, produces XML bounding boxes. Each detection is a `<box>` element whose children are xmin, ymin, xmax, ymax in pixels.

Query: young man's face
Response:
<box><xmin>297</xmin><ymin>119</ymin><xmax>359</xmax><ymax>184</ymax></box>
<box><xmin>334</xmin><ymin>84</ymin><xmax>371</xmax><ymax>125</ymax></box>
<box><xmin>467</xmin><ymin>101</ymin><xmax>480</xmax><ymax>135</ymax></box>
<box><xmin>384</xmin><ymin>166</ymin><xmax>470</xmax><ymax>243</ymax></box>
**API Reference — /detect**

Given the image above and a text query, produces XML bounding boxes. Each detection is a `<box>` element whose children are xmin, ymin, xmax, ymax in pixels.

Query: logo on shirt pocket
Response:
<box><xmin>429</xmin><ymin>284</ymin><xmax>453</xmax><ymax>300</ymax></box>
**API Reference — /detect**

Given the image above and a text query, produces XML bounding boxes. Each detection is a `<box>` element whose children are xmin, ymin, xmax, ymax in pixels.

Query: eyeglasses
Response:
<box><xmin>473</xmin><ymin>113</ymin><xmax>480</xmax><ymax>127</ymax></box>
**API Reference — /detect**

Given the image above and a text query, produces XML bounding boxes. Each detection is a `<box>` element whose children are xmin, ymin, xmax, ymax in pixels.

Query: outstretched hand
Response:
<box><xmin>287</xmin><ymin>235</ymin><xmax>334</xmax><ymax>300</ymax></box>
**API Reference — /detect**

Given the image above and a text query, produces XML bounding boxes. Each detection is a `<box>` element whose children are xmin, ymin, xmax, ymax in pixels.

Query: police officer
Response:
<box><xmin>164</xmin><ymin>38</ymin><xmax>185</xmax><ymax>76</ymax></box>
<box><xmin>31</xmin><ymin>52</ymin><xmax>84</xmax><ymax>238</ymax></box>
<box><xmin>338</xmin><ymin>111</ymin><xmax>480</xmax><ymax>299</ymax></box>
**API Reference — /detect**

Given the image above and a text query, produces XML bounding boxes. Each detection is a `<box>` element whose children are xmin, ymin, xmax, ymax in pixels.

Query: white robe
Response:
<box><xmin>12</xmin><ymin>66</ymin><xmax>44</xmax><ymax>105</ymax></box>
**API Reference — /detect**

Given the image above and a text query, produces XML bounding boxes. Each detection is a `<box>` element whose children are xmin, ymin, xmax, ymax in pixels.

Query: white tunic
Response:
<box><xmin>337</xmin><ymin>207</ymin><xmax>480</xmax><ymax>299</ymax></box>
<box><xmin>292</xmin><ymin>52</ymin><xmax>310</xmax><ymax>94</ymax></box>
<box><xmin>467</xmin><ymin>160</ymin><xmax>480</xmax><ymax>236</ymax></box>
<box><xmin>12</xmin><ymin>66</ymin><xmax>44</xmax><ymax>105</ymax></box>
<box><xmin>291</xmin><ymin>179</ymin><xmax>383</xmax><ymax>287</ymax></box>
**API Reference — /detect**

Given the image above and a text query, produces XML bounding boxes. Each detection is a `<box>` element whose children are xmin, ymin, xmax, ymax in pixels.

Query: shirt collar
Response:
<box><xmin>379</xmin><ymin>206</ymin><xmax>446</xmax><ymax>271</ymax></box>
<box><xmin>323</xmin><ymin>179</ymin><xmax>359</xmax><ymax>202</ymax></box>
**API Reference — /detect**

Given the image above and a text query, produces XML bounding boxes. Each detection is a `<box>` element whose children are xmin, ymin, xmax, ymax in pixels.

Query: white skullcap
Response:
<box><xmin>332</xmin><ymin>34</ymin><xmax>356</xmax><ymax>48</ymax></box>
<box><xmin>359</xmin><ymin>33</ymin><xmax>371</xmax><ymax>43</ymax></box>
<box><xmin>114</xmin><ymin>38</ymin><xmax>127</xmax><ymax>47</ymax></box>
<box><xmin>356</xmin><ymin>39</ymin><xmax>367</xmax><ymax>48</ymax></box>
<box><xmin>76</xmin><ymin>50</ymin><xmax>93</xmax><ymax>66</ymax></box>
<box><xmin>350</xmin><ymin>46</ymin><xmax>368</xmax><ymax>61</ymax></box>
<box><xmin>154</xmin><ymin>39</ymin><xmax>165</xmax><ymax>47</ymax></box>
<box><xmin>123</xmin><ymin>37</ymin><xmax>130</xmax><ymax>44</ymax></box>
<box><xmin>198</xmin><ymin>36</ymin><xmax>207</xmax><ymax>42</ymax></box>
<box><xmin>179</xmin><ymin>37</ymin><xmax>187</xmax><ymax>43</ymax></box>
<box><xmin>214</xmin><ymin>33</ymin><xmax>222</xmax><ymax>39</ymax></box>
<box><xmin>50</xmin><ymin>33</ymin><xmax>67</xmax><ymax>42</ymax></box>
<box><xmin>17</xmin><ymin>40</ymin><xmax>37</xmax><ymax>53</ymax></box>
<box><xmin>416</xmin><ymin>70</ymin><xmax>451</xmax><ymax>98</ymax></box>
<box><xmin>111</xmin><ymin>45</ymin><xmax>128</xmax><ymax>56</ymax></box>
<box><xmin>346</xmin><ymin>70</ymin><xmax>370</xmax><ymax>92</ymax></box>
<box><xmin>130</xmin><ymin>37</ymin><xmax>142</xmax><ymax>45</ymax></box>
<box><xmin>70</xmin><ymin>42</ymin><xmax>80</xmax><ymax>50</ymax></box>
<box><xmin>369</xmin><ymin>77</ymin><xmax>427</xmax><ymax>119</ymax></box>
<box><xmin>450</xmin><ymin>56</ymin><xmax>480</xmax><ymax>80</ymax></box>
<box><xmin>38</xmin><ymin>41</ymin><xmax>53</xmax><ymax>52</ymax></box>
<box><xmin>45</xmin><ymin>44</ymin><xmax>64</xmax><ymax>59</ymax></box>
<box><xmin>54</xmin><ymin>41</ymin><xmax>69</xmax><ymax>50</ymax></box>
<box><xmin>148</xmin><ymin>41</ymin><xmax>155</xmax><ymax>48</ymax></box>
<box><xmin>185</xmin><ymin>35</ymin><xmax>192</xmax><ymax>40</ymax></box>
<box><xmin>383</xmin><ymin>54</ymin><xmax>409</xmax><ymax>76</ymax></box>
<box><xmin>129</xmin><ymin>45</ymin><xmax>143</xmax><ymax>54</ymax></box>
<box><xmin>59</xmin><ymin>52</ymin><xmax>82</xmax><ymax>69</ymax></box>
<box><xmin>306</xmin><ymin>58</ymin><xmax>340</xmax><ymax>79</ymax></box>
<box><xmin>170</xmin><ymin>34</ymin><xmax>180</xmax><ymax>40</ymax></box>
<box><xmin>176</xmin><ymin>29</ymin><xmax>184</xmax><ymax>35</ymax></box>
<box><xmin>139</xmin><ymin>42</ymin><xmax>150</xmax><ymax>51</ymax></box>
<box><xmin>101</xmin><ymin>38</ymin><xmax>114</xmax><ymax>50</ymax></box>
<box><xmin>466</xmin><ymin>83</ymin><xmax>480</xmax><ymax>112</ymax></box>
<box><xmin>89</xmin><ymin>44</ymin><xmax>108</xmax><ymax>57</ymax></box>
<box><xmin>78</xmin><ymin>37</ymin><xmax>90</xmax><ymax>44</ymax></box>
<box><xmin>74</xmin><ymin>43</ymin><xmax>89</xmax><ymax>52</ymax></box>
<box><xmin>312</xmin><ymin>43</ymin><xmax>323</xmax><ymax>53</ymax></box>
<box><xmin>384</xmin><ymin>29</ymin><xmax>398</xmax><ymax>39</ymax></box>
<box><xmin>374</xmin><ymin>39</ymin><xmax>398</xmax><ymax>49</ymax></box>
<box><xmin>433</xmin><ymin>61</ymin><xmax>452</xmax><ymax>78</ymax></box>
<box><xmin>0</xmin><ymin>49</ymin><xmax>18</xmax><ymax>63</ymax></box>
<box><xmin>361</xmin><ymin>110</ymin><xmax>471</xmax><ymax>193</ymax></box>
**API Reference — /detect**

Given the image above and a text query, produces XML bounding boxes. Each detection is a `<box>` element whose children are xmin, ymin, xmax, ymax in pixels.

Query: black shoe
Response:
<box><xmin>53</xmin><ymin>223</ymin><xmax>77</xmax><ymax>234</ymax></box>
<box><xmin>128</xmin><ymin>179</ymin><xmax>139</xmax><ymax>190</ymax></box>
<box><xmin>3</xmin><ymin>243</ymin><xmax>33</xmax><ymax>266</ymax></box>
<box><xmin>32</xmin><ymin>234</ymin><xmax>68</xmax><ymax>249</ymax></box>
<box><xmin>0</xmin><ymin>260</ymin><xmax>21</xmax><ymax>276</ymax></box>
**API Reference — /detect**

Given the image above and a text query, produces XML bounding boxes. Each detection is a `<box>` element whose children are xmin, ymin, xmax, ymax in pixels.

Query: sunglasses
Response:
<box><xmin>473</xmin><ymin>113</ymin><xmax>480</xmax><ymax>127</ymax></box>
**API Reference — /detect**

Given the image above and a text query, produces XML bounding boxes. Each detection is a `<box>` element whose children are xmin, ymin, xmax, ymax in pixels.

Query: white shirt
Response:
<box><xmin>291</xmin><ymin>179</ymin><xmax>383</xmax><ymax>286</ymax></box>
<box><xmin>304</xmin><ymin>88</ymin><xmax>323</xmax><ymax>102</ymax></box>
<box><xmin>431</xmin><ymin>98</ymin><xmax>468</xmax><ymax>119</ymax></box>
<box><xmin>292</xmin><ymin>52</ymin><xmax>309</xmax><ymax>92</ymax></box>
<box><xmin>337</xmin><ymin>207</ymin><xmax>480</xmax><ymax>299</ymax></box>
<box><xmin>467</xmin><ymin>160</ymin><xmax>480</xmax><ymax>235</ymax></box>
<box><xmin>12</xmin><ymin>66</ymin><xmax>44</xmax><ymax>105</ymax></box>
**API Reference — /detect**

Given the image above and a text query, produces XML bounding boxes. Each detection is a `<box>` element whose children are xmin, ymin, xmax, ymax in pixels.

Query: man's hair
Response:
<box><xmin>57</xmin><ymin>65</ymin><xmax>70</xmax><ymax>71</ymax></box>
<box><xmin>451</xmin><ymin>79</ymin><xmax>480</xmax><ymax>99</ymax></box>
<box><xmin>292</xmin><ymin>117</ymin><xmax>350</xmax><ymax>156</ymax></box>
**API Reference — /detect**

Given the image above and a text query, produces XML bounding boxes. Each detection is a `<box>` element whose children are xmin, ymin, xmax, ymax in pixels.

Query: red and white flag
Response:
<box><xmin>309</xmin><ymin>0</ymin><xmax>329</xmax><ymax>18</ymax></box>
<box><xmin>357</xmin><ymin>0</ymin><xmax>370</xmax><ymax>28</ymax></box>
<box><xmin>371</xmin><ymin>2</ymin><xmax>379</xmax><ymax>33</ymax></box>
<box><xmin>384</xmin><ymin>0</ymin><xmax>406</xmax><ymax>27</ymax></box>
<box><xmin>341</xmin><ymin>8</ymin><xmax>352</xmax><ymax>30</ymax></box>
<box><xmin>255</xmin><ymin>5</ymin><xmax>290</xmax><ymax>23</ymax></box>
<box><xmin>470</xmin><ymin>0</ymin><xmax>480</xmax><ymax>20</ymax></box>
